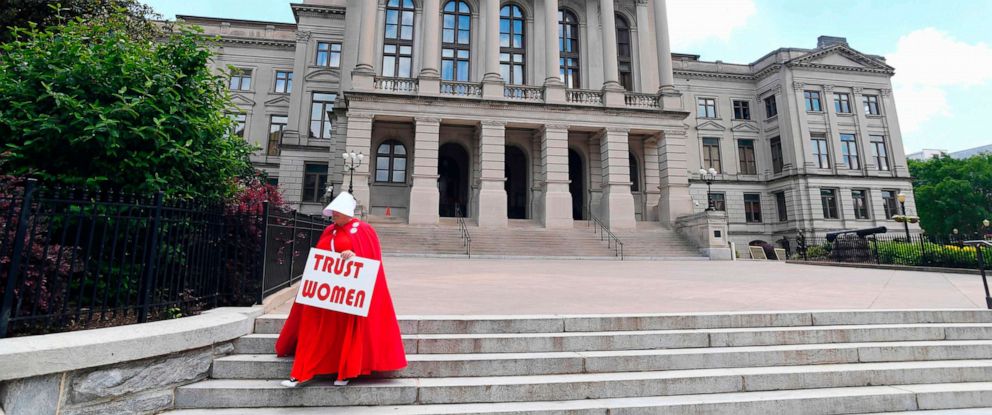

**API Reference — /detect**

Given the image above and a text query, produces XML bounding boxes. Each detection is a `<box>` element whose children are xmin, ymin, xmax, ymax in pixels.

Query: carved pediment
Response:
<box><xmin>695</xmin><ymin>120</ymin><xmax>726</xmax><ymax>131</ymax></box>
<box><xmin>731</xmin><ymin>122</ymin><xmax>760</xmax><ymax>133</ymax></box>
<box><xmin>230</xmin><ymin>94</ymin><xmax>256</xmax><ymax>108</ymax></box>
<box><xmin>264</xmin><ymin>95</ymin><xmax>291</xmax><ymax>107</ymax></box>
<box><xmin>786</xmin><ymin>44</ymin><xmax>894</xmax><ymax>75</ymax></box>
<box><xmin>305</xmin><ymin>68</ymin><xmax>341</xmax><ymax>83</ymax></box>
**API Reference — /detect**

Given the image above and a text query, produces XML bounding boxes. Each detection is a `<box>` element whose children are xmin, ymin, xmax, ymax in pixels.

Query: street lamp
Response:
<box><xmin>897</xmin><ymin>192</ymin><xmax>910</xmax><ymax>241</ymax></box>
<box><xmin>322</xmin><ymin>184</ymin><xmax>335</xmax><ymax>203</ymax></box>
<box><xmin>983</xmin><ymin>219</ymin><xmax>990</xmax><ymax>240</ymax></box>
<box><xmin>698</xmin><ymin>167</ymin><xmax>718</xmax><ymax>211</ymax></box>
<box><xmin>342</xmin><ymin>151</ymin><xmax>365</xmax><ymax>194</ymax></box>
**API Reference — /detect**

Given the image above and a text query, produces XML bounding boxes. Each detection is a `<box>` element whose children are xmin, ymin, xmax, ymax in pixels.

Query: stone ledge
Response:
<box><xmin>0</xmin><ymin>306</ymin><xmax>263</xmax><ymax>382</ymax></box>
<box><xmin>787</xmin><ymin>260</ymin><xmax>982</xmax><ymax>275</ymax></box>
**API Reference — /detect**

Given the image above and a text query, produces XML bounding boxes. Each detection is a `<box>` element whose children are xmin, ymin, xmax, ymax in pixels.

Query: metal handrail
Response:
<box><xmin>964</xmin><ymin>240</ymin><xmax>992</xmax><ymax>309</ymax></box>
<box><xmin>455</xmin><ymin>206</ymin><xmax>471</xmax><ymax>258</ymax></box>
<box><xmin>587</xmin><ymin>211</ymin><xmax>624</xmax><ymax>260</ymax></box>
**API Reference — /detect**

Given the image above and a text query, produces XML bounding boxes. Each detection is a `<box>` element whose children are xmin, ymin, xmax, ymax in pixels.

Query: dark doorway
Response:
<box><xmin>568</xmin><ymin>148</ymin><xmax>585</xmax><ymax>220</ymax></box>
<box><xmin>438</xmin><ymin>143</ymin><xmax>469</xmax><ymax>217</ymax></box>
<box><xmin>505</xmin><ymin>146</ymin><xmax>528</xmax><ymax>219</ymax></box>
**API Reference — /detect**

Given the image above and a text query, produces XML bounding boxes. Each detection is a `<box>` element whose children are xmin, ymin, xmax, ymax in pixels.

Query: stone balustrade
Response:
<box><xmin>503</xmin><ymin>85</ymin><xmax>544</xmax><ymax>102</ymax></box>
<box><xmin>624</xmin><ymin>92</ymin><xmax>660</xmax><ymax>108</ymax></box>
<box><xmin>439</xmin><ymin>81</ymin><xmax>482</xmax><ymax>97</ymax></box>
<box><xmin>565</xmin><ymin>89</ymin><xmax>605</xmax><ymax>105</ymax></box>
<box><xmin>373</xmin><ymin>76</ymin><xmax>419</xmax><ymax>93</ymax></box>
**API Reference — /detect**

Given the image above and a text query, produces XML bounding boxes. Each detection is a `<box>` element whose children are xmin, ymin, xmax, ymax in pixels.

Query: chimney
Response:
<box><xmin>817</xmin><ymin>36</ymin><xmax>848</xmax><ymax>49</ymax></box>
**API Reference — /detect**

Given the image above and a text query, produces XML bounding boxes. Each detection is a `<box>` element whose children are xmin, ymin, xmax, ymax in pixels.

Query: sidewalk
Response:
<box><xmin>272</xmin><ymin>258</ymin><xmax>989</xmax><ymax>315</ymax></box>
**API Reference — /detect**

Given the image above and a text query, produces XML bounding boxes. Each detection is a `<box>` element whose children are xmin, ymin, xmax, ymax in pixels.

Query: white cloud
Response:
<box><xmin>667</xmin><ymin>0</ymin><xmax>757</xmax><ymax>51</ymax></box>
<box><xmin>886</xmin><ymin>28</ymin><xmax>992</xmax><ymax>135</ymax></box>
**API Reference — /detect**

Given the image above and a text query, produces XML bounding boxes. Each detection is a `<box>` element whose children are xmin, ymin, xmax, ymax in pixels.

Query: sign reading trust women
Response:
<box><xmin>295</xmin><ymin>248</ymin><xmax>381</xmax><ymax>317</ymax></box>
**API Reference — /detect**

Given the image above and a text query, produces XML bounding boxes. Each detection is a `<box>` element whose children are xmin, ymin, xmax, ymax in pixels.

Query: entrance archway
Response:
<box><xmin>505</xmin><ymin>146</ymin><xmax>528</xmax><ymax>219</ymax></box>
<box><xmin>438</xmin><ymin>143</ymin><xmax>469</xmax><ymax>217</ymax></box>
<box><xmin>568</xmin><ymin>148</ymin><xmax>585</xmax><ymax>220</ymax></box>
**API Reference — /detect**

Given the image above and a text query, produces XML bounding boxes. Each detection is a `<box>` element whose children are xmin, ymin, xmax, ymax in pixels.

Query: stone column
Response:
<box><xmin>352</xmin><ymin>0</ymin><xmax>378</xmax><ymax>90</ymax></box>
<box><xmin>543</xmin><ymin>0</ymin><xmax>565</xmax><ymax>103</ymax></box>
<box><xmin>598</xmin><ymin>128</ymin><xmax>636</xmax><ymax>228</ymax></box>
<box><xmin>540</xmin><ymin>124</ymin><xmax>573</xmax><ymax>228</ymax></box>
<box><xmin>634</xmin><ymin>0</ymin><xmax>659</xmax><ymax>93</ymax></box>
<box><xmin>643</xmin><ymin>136</ymin><xmax>662</xmax><ymax>221</ymax></box>
<box><xmin>476</xmin><ymin>120</ymin><xmax>509</xmax><ymax>227</ymax></box>
<box><xmin>482</xmin><ymin>0</ymin><xmax>504</xmax><ymax>98</ymax></box>
<box><xmin>652</xmin><ymin>0</ymin><xmax>681</xmax><ymax>109</ymax></box>
<box><xmin>419</xmin><ymin>0</ymin><xmax>442</xmax><ymax>95</ymax></box>
<box><xmin>657</xmin><ymin>128</ymin><xmax>692</xmax><ymax>226</ymax></box>
<box><xmin>343</xmin><ymin>112</ymin><xmax>373</xmax><ymax>212</ymax></box>
<box><xmin>408</xmin><ymin>117</ymin><xmax>441</xmax><ymax>224</ymax></box>
<box><xmin>599</xmin><ymin>0</ymin><xmax>625</xmax><ymax>106</ymax></box>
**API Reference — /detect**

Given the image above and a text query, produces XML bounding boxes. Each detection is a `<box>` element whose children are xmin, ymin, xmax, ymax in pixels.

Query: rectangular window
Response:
<box><xmin>744</xmin><ymin>193</ymin><xmax>762</xmax><ymax>223</ymax></box>
<box><xmin>267</xmin><ymin>115</ymin><xmax>288</xmax><ymax>156</ymax></box>
<box><xmin>737</xmin><ymin>139</ymin><xmax>757</xmax><ymax>175</ymax></box>
<box><xmin>383</xmin><ymin>44</ymin><xmax>414</xmax><ymax>77</ymax></box>
<box><xmin>316</xmin><ymin>42</ymin><xmax>342</xmax><ymax>67</ymax></box>
<box><xmin>775</xmin><ymin>191</ymin><xmax>788</xmax><ymax>222</ymax></box>
<box><xmin>834</xmin><ymin>93</ymin><xmax>851</xmax><ymax>113</ymax></box>
<box><xmin>770</xmin><ymin>136</ymin><xmax>784</xmax><ymax>174</ymax></box>
<box><xmin>302</xmin><ymin>163</ymin><xmax>329</xmax><ymax>203</ymax></box>
<box><xmin>852</xmin><ymin>189</ymin><xmax>870</xmax><ymax>219</ymax></box>
<box><xmin>840</xmin><ymin>133</ymin><xmax>860</xmax><ymax>169</ymax></box>
<box><xmin>871</xmin><ymin>135</ymin><xmax>889</xmax><ymax>171</ymax></box>
<box><xmin>708</xmin><ymin>192</ymin><xmax>726</xmax><ymax>212</ymax></box>
<box><xmin>882</xmin><ymin>190</ymin><xmax>899</xmax><ymax>219</ymax></box>
<box><xmin>863</xmin><ymin>95</ymin><xmax>881</xmax><ymax>115</ymax></box>
<box><xmin>229</xmin><ymin>68</ymin><xmax>252</xmax><ymax>91</ymax></box>
<box><xmin>733</xmin><ymin>100</ymin><xmax>751</xmax><ymax>120</ymax></box>
<box><xmin>697</xmin><ymin>98</ymin><xmax>717</xmax><ymax>118</ymax></box>
<box><xmin>309</xmin><ymin>92</ymin><xmax>336</xmax><ymax>139</ymax></box>
<box><xmin>811</xmin><ymin>134</ymin><xmax>830</xmax><ymax>168</ymax></box>
<box><xmin>764</xmin><ymin>95</ymin><xmax>778</xmax><ymax>118</ymax></box>
<box><xmin>821</xmin><ymin>189</ymin><xmax>839</xmax><ymax>219</ymax></box>
<box><xmin>274</xmin><ymin>70</ymin><xmax>292</xmax><ymax>93</ymax></box>
<box><xmin>804</xmin><ymin>90</ymin><xmax>822</xmax><ymax>112</ymax></box>
<box><xmin>230</xmin><ymin>113</ymin><xmax>247</xmax><ymax>137</ymax></box>
<box><xmin>702</xmin><ymin>137</ymin><xmax>721</xmax><ymax>173</ymax></box>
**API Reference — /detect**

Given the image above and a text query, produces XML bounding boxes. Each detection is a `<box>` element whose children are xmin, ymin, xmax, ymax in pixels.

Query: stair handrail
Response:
<box><xmin>455</xmin><ymin>205</ymin><xmax>471</xmax><ymax>258</ymax></box>
<box><xmin>587</xmin><ymin>210</ymin><xmax>624</xmax><ymax>260</ymax></box>
<box><xmin>964</xmin><ymin>240</ymin><xmax>992</xmax><ymax>309</ymax></box>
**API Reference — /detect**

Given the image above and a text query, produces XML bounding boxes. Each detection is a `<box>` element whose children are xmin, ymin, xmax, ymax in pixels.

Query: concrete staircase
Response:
<box><xmin>373</xmin><ymin>219</ymin><xmax>703</xmax><ymax>259</ymax></box>
<box><xmin>166</xmin><ymin>310</ymin><xmax>992</xmax><ymax>414</ymax></box>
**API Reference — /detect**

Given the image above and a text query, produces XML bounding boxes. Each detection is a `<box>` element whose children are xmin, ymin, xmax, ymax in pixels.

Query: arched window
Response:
<box><xmin>442</xmin><ymin>1</ymin><xmax>471</xmax><ymax>81</ymax></box>
<box><xmin>629</xmin><ymin>153</ymin><xmax>640</xmax><ymax>192</ymax></box>
<box><xmin>383</xmin><ymin>0</ymin><xmax>415</xmax><ymax>78</ymax></box>
<box><xmin>616</xmin><ymin>14</ymin><xmax>633</xmax><ymax>90</ymax></box>
<box><xmin>375</xmin><ymin>140</ymin><xmax>407</xmax><ymax>183</ymax></box>
<box><xmin>558</xmin><ymin>9</ymin><xmax>580</xmax><ymax>89</ymax></box>
<box><xmin>499</xmin><ymin>4</ymin><xmax>526</xmax><ymax>85</ymax></box>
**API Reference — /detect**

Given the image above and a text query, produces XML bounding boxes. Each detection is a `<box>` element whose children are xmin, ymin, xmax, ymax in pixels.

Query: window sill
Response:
<box><xmin>806</xmin><ymin>111</ymin><xmax>824</xmax><ymax>114</ymax></box>
<box><xmin>866</xmin><ymin>114</ymin><xmax>884</xmax><ymax>118</ymax></box>
<box><xmin>764</xmin><ymin>115</ymin><xmax>779</xmax><ymax>122</ymax></box>
<box><xmin>732</xmin><ymin>118</ymin><xmax>752</xmax><ymax>122</ymax></box>
<box><xmin>697</xmin><ymin>117</ymin><xmax>721</xmax><ymax>121</ymax></box>
<box><xmin>372</xmin><ymin>182</ymin><xmax>409</xmax><ymax>187</ymax></box>
<box><xmin>836</xmin><ymin>112</ymin><xmax>854</xmax><ymax>117</ymax></box>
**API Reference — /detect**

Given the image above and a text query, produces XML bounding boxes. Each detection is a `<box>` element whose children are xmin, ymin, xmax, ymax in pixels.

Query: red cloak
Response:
<box><xmin>274</xmin><ymin>218</ymin><xmax>407</xmax><ymax>381</ymax></box>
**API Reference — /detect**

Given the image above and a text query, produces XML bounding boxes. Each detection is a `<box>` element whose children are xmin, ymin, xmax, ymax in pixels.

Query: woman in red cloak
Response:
<box><xmin>274</xmin><ymin>192</ymin><xmax>407</xmax><ymax>386</ymax></box>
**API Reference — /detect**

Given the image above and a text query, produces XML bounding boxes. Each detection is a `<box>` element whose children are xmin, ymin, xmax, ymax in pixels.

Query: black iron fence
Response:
<box><xmin>0</xmin><ymin>179</ymin><xmax>314</xmax><ymax>338</ymax></box>
<box><xmin>783</xmin><ymin>231</ymin><xmax>992</xmax><ymax>271</ymax></box>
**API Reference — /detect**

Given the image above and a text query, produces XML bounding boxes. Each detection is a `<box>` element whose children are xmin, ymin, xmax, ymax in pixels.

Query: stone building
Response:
<box><xmin>179</xmin><ymin>0</ymin><xmax>919</xmax><ymax>251</ymax></box>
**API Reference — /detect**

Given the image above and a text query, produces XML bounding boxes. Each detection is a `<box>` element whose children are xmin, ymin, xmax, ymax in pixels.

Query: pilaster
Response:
<box><xmin>408</xmin><ymin>117</ymin><xmax>441</xmax><ymax>224</ymax></box>
<box><xmin>477</xmin><ymin>120</ymin><xmax>508</xmax><ymax>227</ymax></box>
<box><xmin>598</xmin><ymin>128</ymin><xmax>636</xmax><ymax>229</ymax></box>
<box><xmin>343</xmin><ymin>112</ymin><xmax>373</xmax><ymax>211</ymax></box>
<box><xmin>657</xmin><ymin>128</ymin><xmax>692</xmax><ymax>226</ymax></box>
<box><xmin>540</xmin><ymin>123</ymin><xmax>573</xmax><ymax>228</ymax></box>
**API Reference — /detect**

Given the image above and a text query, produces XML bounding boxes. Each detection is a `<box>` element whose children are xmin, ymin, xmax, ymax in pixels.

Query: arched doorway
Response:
<box><xmin>505</xmin><ymin>146</ymin><xmax>528</xmax><ymax>219</ymax></box>
<box><xmin>438</xmin><ymin>143</ymin><xmax>469</xmax><ymax>217</ymax></box>
<box><xmin>568</xmin><ymin>148</ymin><xmax>585</xmax><ymax>220</ymax></box>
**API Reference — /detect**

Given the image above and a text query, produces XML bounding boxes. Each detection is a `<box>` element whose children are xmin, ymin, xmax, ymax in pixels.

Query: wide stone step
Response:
<box><xmin>233</xmin><ymin>324</ymin><xmax>992</xmax><ymax>355</ymax></box>
<box><xmin>210</xmin><ymin>340</ymin><xmax>992</xmax><ymax>379</ymax></box>
<box><xmin>161</xmin><ymin>382</ymin><xmax>992</xmax><ymax>414</ymax></box>
<box><xmin>177</xmin><ymin>360</ymin><xmax>992</xmax><ymax>408</ymax></box>
<box><xmin>252</xmin><ymin>310</ymin><xmax>992</xmax><ymax>335</ymax></box>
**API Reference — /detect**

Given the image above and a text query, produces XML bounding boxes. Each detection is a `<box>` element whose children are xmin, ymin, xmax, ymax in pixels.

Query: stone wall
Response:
<box><xmin>674</xmin><ymin>210</ymin><xmax>732</xmax><ymax>260</ymax></box>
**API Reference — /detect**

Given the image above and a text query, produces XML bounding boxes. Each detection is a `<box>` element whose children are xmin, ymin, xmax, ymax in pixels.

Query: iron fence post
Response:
<box><xmin>137</xmin><ymin>192</ymin><xmax>164</xmax><ymax>324</ymax></box>
<box><xmin>257</xmin><ymin>201</ymin><xmax>269</xmax><ymax>305</ymax></box>
<box><xmin>0</xmin><ymin>179</ymin><xmax>38</xmax><ymax>338</ymax></box>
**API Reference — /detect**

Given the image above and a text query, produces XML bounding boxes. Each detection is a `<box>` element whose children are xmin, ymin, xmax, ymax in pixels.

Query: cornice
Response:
<box><xmin>291</xmin><ymin>3</ymin><xmax>347</xmax><ymax>20</ymax></box>
<box><xmin>214</xmin><ymin>36</ymin><xmax>295</xmax><ymax>49</ymax></box>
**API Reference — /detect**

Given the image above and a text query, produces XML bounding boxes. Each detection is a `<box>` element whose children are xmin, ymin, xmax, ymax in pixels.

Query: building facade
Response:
<box><xmin>181</xmin><ymin>0</ymin><xmax>919</xmax><ymax>248</ymax></box>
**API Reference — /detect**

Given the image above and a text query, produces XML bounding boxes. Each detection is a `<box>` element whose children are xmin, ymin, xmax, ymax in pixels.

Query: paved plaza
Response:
<box><xmin>275</xmin><ymin>259</ymin><xmax>989</xmax><ymax>315</ymax></box>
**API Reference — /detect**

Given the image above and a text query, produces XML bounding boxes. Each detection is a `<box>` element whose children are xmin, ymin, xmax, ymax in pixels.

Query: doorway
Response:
<box><xmin>568</xmin><ymin>148</ymin><xmax>584</xmax><ymax>220</ymax></box>
<box><xmin>438</xmin><ymin>143</ymin><xmax>469</xmax><ymax>217</ymax></box>
<box><xmin>505</xmin><ymin>146</ymin><xmax>528</xmax><ymax>219</ymax></box>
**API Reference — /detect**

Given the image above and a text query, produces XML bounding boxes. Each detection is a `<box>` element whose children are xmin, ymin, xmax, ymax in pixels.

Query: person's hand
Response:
<box><xmin>340</xmin><ymin>250</ymin><xmax>355</xmax><ymax>260</ymax></box>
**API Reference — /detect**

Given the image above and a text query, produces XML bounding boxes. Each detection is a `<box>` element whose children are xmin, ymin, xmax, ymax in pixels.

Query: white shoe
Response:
<box><xmin>281</xmin><ymin>378</ymin><xmax>304</xmax><ymax>388</ymax></box>
<box><xmin>333</xmin><ymin>379</ymin><xmax>350</xmax><ymax>386</ymax></box>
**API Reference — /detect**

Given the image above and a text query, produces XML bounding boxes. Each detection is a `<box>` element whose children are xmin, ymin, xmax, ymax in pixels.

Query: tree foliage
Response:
<box><xmin>0</xmin><ymin>0</ymin><xmax>161</xmax><ymax>43</ymax></box>
<box><xmin>0</xmin><ymin>15</ymin><xmax>256</xmax><ymax>201</ymax></box>
<box><xmin>909</xmin><ymin>155</ymin><xmax>992</xmax><ymax>236</ymax></box>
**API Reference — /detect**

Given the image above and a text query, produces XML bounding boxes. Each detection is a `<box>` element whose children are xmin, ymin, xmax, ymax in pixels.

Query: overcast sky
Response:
<box><xmin>142</xmin><ymin>0</ymin><xmax>992</xmax><ymax>153</ymax></box>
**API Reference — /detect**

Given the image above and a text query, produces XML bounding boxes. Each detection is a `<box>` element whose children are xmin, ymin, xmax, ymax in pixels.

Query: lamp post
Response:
<box><xmin>342</xmin><ymin>151</ymin><xmax>364</xmax><ymax>194</ymax></box>
<box><xmin>698</xmin><ymin>167</ymin><xmax>718</xmax><ymax>211</ymax></box>
<box><xmin>897</xmin><ymin>192</ymin><xmax>910</xmax><ymax>241</ymax></box>
<box><xmin>983</xmin><ymin>219</ymin><xmax>990</xmax><ymax>240</ymax></box>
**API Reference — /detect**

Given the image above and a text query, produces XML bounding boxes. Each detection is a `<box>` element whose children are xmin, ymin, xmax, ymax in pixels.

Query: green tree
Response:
<box><xmin>0</xmin><ymin>0</ymin><xmax>161</xmax><ymax>43</ymax></box>
<box><xmin>909</xmin><ymin>155</ymin><xmax>992</xmax><ymax>237</ymax></box>
<box><xmin>0</xmin><ymin>15</ymin><xmax>255</xmax><ymax>201</ymax></box>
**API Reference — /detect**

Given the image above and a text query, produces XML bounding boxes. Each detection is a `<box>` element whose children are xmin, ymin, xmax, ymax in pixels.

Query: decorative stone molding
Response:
<box><xmin>880</xmin><ymin>88</ymin><xmax>892</xmax><ymax>96</ymax></box>
<box><xmin>296</xmin><ymin>31</ymin><xmax>312</xmax><ymax>42</ymax></box>
<box><xmin>823</xmin><ymin>84</ymin><xmax>835</xmax><ymax>91</ymax></box>
<box><xmin>792</xmin><ymin>81</ymin><xmax>805</xmax><ymax>91</ymax></box>
<box><xmin>213</xmin><ymin>37</ymin><xmax>296</xmax><ymax>49</ymax></box>
<box><xmin>853</xmin><ymin>87</ymin><xmax>864</xmax><ymax>95</ymax></box>
<box><xmin>347</xmin><ymin>112</ymin><xmax>374</xmax><ymax>120</ymax></box>
<box><xmin>543</xmin><ymin>123</ymin><xmax>570</xmax><ymax>132</ymax></box>
<box><xmin>414</xmin><ymin>116</ymin><xmax>441</xmax><ymax>124</ymax></box>
<box><xmin>291</xmin><ymin>4</ymin><xmax>347</xmax><ymax>18</ymax></box>
<box><xmin>480</xmin><ymin>120</ymin><xmax>507</xmax><ymax>127</ymax></box>
<box><xmin>606</xmin><ymin>127</ymin><xmax>631</xmax><ymax>134</ymax></box>
<box><xmin>635</xmin><ymin>0</ymin><xmax>649</xmax><ymax>5</ymax></box>
<box><xmin>662</xmin><ymin>129</ymin><xmax>688</xmax><ymax>138</ymax></box>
